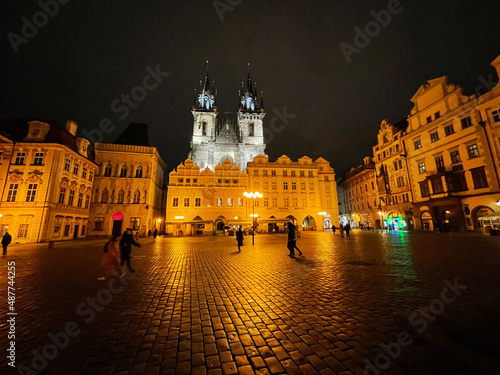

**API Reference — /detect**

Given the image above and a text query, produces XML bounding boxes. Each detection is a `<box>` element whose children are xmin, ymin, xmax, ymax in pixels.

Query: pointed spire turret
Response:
<box><xmin>193</xmin><ymin>61</ymin><xmax>217</xmax><ymax>112</ymax></box>
<box><xmin>238</xmin><ymin>64</ymin><xmax>264</xmax><ymax>113</ymax></box>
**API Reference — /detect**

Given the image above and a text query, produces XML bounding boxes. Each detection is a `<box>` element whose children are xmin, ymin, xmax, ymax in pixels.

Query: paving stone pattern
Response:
<box><xmin>1</xmin><ymin>231</ymin><xmax>499</xmax><ymax>374</ymax></box>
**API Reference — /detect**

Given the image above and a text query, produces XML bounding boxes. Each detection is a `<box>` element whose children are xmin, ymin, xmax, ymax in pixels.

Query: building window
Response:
<box><xmin>283</xmin><ymin>182</ymin><xmax>288</xmax><ymax>190</ymax></box>
<box><xmin>446</xmin><ymin>173</ymin><xmax>468</xmax><ymax>192</ymax></box>
<box><xmin>117</xmin><ymin>190</ymin><xmax>124</xmax><ymax>204</ymax></box>
<box><xmin>471</xmin><ymin>167</ymin><xmax>488</xmax><ymax>189</ymax></box>
<box><xmin>263</xmin><ymin>181</ymin><xmax>268</xmax><ymax>190</ymax></box>
<box><xmin>378</xmin><ymin>154</ymin><xmax>381</xmax><ymax>161</ymax></box>
<box><xmin>309</xmin><ymin>183</ymin><xmax>314</xmax><ymax>190</ymax></box>
<box><xmin>426</xmin><ymin>116</ymin><xmax>432</xmax><ymax>124</ymax></box>
<box><xmin>395</xmin><ymin>144</ymin><xmax>400</xmax><ymax>152</ymax></box>
<box><xmin>193</xmin><ymin>178</ymin><xmax>198</xmax><ymax>184</ymax></box>
<box><xmin>195</xmin><ymin>198</ymin><xmax>201</xmax><ymax>207</ymax></box>
<box><xmin>293</xmin><ymin>197</ymin><xmax>298</xmax><ymax>207</ymax></box>
<box><xmin>82</xmin><ymin>167</ymin><xmax>87</xmax><ymax>179</ymax></box>
<box><xmin>284</xmin><ymin>198</ymin><xmax>289</xmax><ymax>207</ymax></box>
<box><xmin>227</xmin><ymin>198</ymin><xmax>233</xmax><ymax>207</ymax></box>
<box><xmin>302</xmin><ymin>198</ymin><xmax>307</xmax><ymax>207</ymax></box>
<box><xmin>217</xmin><ymin>198</ymin><xmax>222</xmax><ymax>207</ymax></box>
<box><xmin>431</xmin><ymin>176</ymin><xmax>444</xmax><ymax>194</ymax></box>
<box><xmin>85</xmin><ymin>195</ymin><xmax>90</xmax><ymax>209</ymax></box>
<box><xmin>271</xmin><ymin>170</ymin><xmax>276</xmax><ymax>176</ymax></box>
<box><xmin>419</xmin><ymin>181</ymin><xmax>430</xmax><ymax>197</ymax></box>
<box><xmin>7</xmin><ymin>184</ymin><xmax>18</xmax><ymax>202</ymax></box>
<box><xmin>430</xmin><ymin>131</ymin><xmax>439</xmax><ymax>142</ymax></box>
<box><xmin>64</xmin><ymin>225</ymin><xmax>71</xmax><ymax>237</ymax></box>
<box><xmin>104</xmin><ymin>164</ymin><xmax>112</xmax><ymax>177</ymax></box>
<box><xmin>467</xmin><ymin>144</ymin><xmax>479</xmax><ymax>159</ymax></box>
<box><xmin>492</xmin><ymin>109</ymin><xmax>500</xmax><ymax>123</ymax></box>
<box><xmin>444</xmin><ymin>124</ymin><xmax>455</xmax><ymax>136</ymax></box>
<box><xmin>14</xmin><ymin>152</ymin><xmax>26</xmax><ymax>165</ymax></box>
<box><xmin>89</xmin><ymin>171</ymin><xmax>94</xmax><ymax>182</ymax></box>
<box><xmin>173</xmin><ymin>198</ymin><xmax>179</xmax><ymax>207</ymax></box>
<box><xmin>18</xmin><ymin>224</ymin><xmax>29</xmax><ymax>238</ymax></box>
<box><xmin>26</xmin><ymin>183</ymin><xmax>38</xmax><ymax>202</ymax></box>
<box><xmin>272</xmin><ymin>182</ymin><xmax>277</xmax><ymax>190</ymax></box>
<box><xmin>68</xmin><ymin>190</ymin><xmax>75</xmax><ymax>206</ymax></box>
<box><xmin>393</xmin><ymin>161</ymin><xmax>398</xmax><ymax>171</ymax></box>
<box><xmin>73</xmin><ymin>162</ymin><xmax>79</xmax><ymax>175</ymax></box>
<box><xmin>383</xmin><ymin>151</ymin><xmax>386</xmax><ymax>158</ymax></box>
<box><xmin>58</xmin><ymin>187</ymin><xmax>67</xmax><ymax>204</ymax></box>
<box><xmin>64</xmin><ymin>158</ymin><xmax>71</xmax><ymax>171</ymax></box>
<box><xmin>371</xmin><ymin>181</ymin><xmax>375</xmax><ymax>189</ymax></box>
<box><xmin>418</xmin><ymin>162</ymin><xmax>426</xmax><ymax>174</ymax></box>
<box><xmin>311</xmin><ymin>198</ymin><xmax>316</xmax><ymax>207</ymax></box>
<box><xmin>283</xmin><ymin>171</ymin><xmax>287</xmax><ymax>177</ymax></box>
<box><xmin>133</xmin><ymin>191</ymin><xmax>141</xmax><ymax>204</ymax></box>
<box><xmin>101</xmin><ymin>189</ymin><xmax>109</xmax><ymax>203</ymax></box>
<box><xmin>77</xmin><ymin>193</ymin><xmax>83</xmax><ymax>207</ymax></box>
<box><xmin>460</xmin><ymin>116</ymin><xmax>472</xmax><ymax>129</ymax></box>
<box><xmin>300</xmin><ymin>171</ymin><xmax>304</xmax><ymax>177</ymax></box>
<box><xmin>135</xmin><ymin>166</ymin><xmax>143</xmax><ymax>178</ymax></box>
<box><xmin>249</xmin><ymin>123</ymin><xmax>254</xmax><ymax>136</ymax></box>
<box><xmin>238</xmin><ymin>198</ymin><xmax>243</xmax><ymax>207</ymax></box>
<box><xmin>292</xmin><ymin>182</ymin><xmax>297</xmax><ymax>190</ymax></box>
<box><xmin>309</xmin><ymin>171</ymin><xmax>313</xmax><ymax>177</ymax></box>
<box><xmin>434</xmin><ymin>111</ymin><xmax>440</xmax><ymax>120</ymax></box>
<box><xmin>450</xmin><ymin>150</ymin><xmax>461</xmax><ymax>164</ymax></box>
<box><xmin>389</xmin><ymin>147</ymin><xmax>393</xmax><ymax>155</ymax></box>
<box><xmin>202</xmin><ymin>121</ymin><xmax>207</xmax><ymax>136</ymax></box>
<box><xmin>291</xmin><ymin>171</ymin><xmax>296</xmax><ymax>177</ymax></box>
<box><xmin>272</xmin><ymin>197</ymin><xmax>277</xmax><ymax>207</ymax></box>
<box><xmin>33</xmin><ymin>152</ymin><xmax>44</xmax><ymax>165</ymax></box>
<box><xmin>120</xmin><ymin>165</ymin><xmax>127</xmax><ymax>177</ymax></box>
<box><xmin>435</xmin><ymin>156</ymin><xmax>445</xmax><ymax>171</ymax></box>
<box><xmin>130</xmin><ymin>217</ymin><xmax>140</xmax><ymax>231</ymax></box>
<box><xmin>94</xmin><ymin>218</ymin><xmax>104</xmax><ymax>231</ymax></box>
<box><xmin>264</xmin><ymin>198</ymin><xmax>269</xmax><ymax>206</ymax></box>
<box><xmin>414</xmin><ymin>140</ymin><xmax>422</xmax><ymax>149</ymax></box>
<box><xmin>397</xmin><ymin>176</ymin><xmax>405</xmax><ymax>188</ymax></box>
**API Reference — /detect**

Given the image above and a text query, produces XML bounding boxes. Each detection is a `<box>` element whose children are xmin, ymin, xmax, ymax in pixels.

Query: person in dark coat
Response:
<box><xmin>332</xmin><ymin>225</ymin><xmax>337</xmax><ymax>235</ymax></box>
<box><xmin>236</xmin><ymin>227</ymin><xmax>244</xmax><ymax>251</ymax></box>
<box><xmin>344</xmin><ymin>223</ymin><xmax>351</xmax><ymax>240</ymax></box>
<box><xmin>153</xmin><ymin>228</ymin><xmax>158</xmax><ymax>238</ymax></box>
<box><xmin>119</xmin><ymin>228</ymin><xmax>141</xmax><ymax>273</ymax></box>
<box><xmin>2</xmin><ymin>231</ymin><xmax>12</xmax><ymax>255</ymax></box>
<box><xmin>287</xmin><ymin>222</ymin><xmax>302</xmax><ymax>257</ymax></box>
<box><xmin>148</xmin><ymin>229</ymin><xmax>152</xmax><ymax>238</ymax></box>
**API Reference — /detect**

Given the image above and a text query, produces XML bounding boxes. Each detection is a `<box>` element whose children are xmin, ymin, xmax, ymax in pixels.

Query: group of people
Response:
<box><xmin>332</xmin><ymin>223</ymin><xmax>351</xmax><ymax>239</ymax></box>
<box><xmin>234</xmin><ymin>222</ymin><xmax>303</xmax><ymax>258</ymax></box>
<box><xmin>147</xmin><ymin>228</ymin><xmax>159</xmax><ymax>238</ymax></box>
<box><xmin>99</xmin><ymin>228</ymin><xmax>141</xmax><ymax>280</ymax></box>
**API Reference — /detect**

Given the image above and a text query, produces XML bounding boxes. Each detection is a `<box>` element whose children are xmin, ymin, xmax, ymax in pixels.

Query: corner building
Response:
<box><xmin>0</xmin><ymin>120</ymin><xmax>97</xmax><ymax>243</ymax></box>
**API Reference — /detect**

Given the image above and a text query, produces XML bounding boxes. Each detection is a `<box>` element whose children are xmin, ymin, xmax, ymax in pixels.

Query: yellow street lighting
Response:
<box><xmin>243</xmin><ymin>191</ymin><xmax>262</xmax><ymax>245</ymax></box>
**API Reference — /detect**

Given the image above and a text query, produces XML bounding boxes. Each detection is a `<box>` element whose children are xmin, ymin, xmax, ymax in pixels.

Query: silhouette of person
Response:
<box><xmin>2</xmin><ymin>231</ymin><xmax>12</xmax><ymax>255</ymax></box>
<box><xmin>345</xmin><ymin>223</ymin><xmax>351</xmax><ymax>239</ymax></box>
<box><xmin>120</xmin><ymin>228</ymin><xmax>141</xmax><ymax>273</ymax></box>
<box><xmin>236</xmin><ymin>227</ymin><xmax>244</xmax><ymax>251</ymax></box>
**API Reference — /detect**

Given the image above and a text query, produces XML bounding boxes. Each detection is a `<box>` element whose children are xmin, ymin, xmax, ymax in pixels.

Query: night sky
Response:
<box><xmin>2</xmin><ymin>0</ymin><xmax>500</xmax><ymax>177</ymax></box>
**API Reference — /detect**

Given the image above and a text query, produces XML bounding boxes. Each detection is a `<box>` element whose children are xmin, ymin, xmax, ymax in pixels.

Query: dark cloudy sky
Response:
<box><xmin>2</xmin><ymin>0</ymin><xmax>500</xmax><ymax>176</ymax></box>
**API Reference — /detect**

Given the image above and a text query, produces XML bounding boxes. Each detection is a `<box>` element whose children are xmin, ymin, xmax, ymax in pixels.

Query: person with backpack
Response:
<box><xmin>120</xmin><ymin>228</ymin><xmax>141</xmax><ymax>273</ymax></box>
<box><xmin>98</xmin><ymin>235</ymin><xmax>122</xmax><ymax>280</ymax></box>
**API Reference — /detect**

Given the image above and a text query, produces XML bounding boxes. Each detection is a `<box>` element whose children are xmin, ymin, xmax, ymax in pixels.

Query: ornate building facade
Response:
<box><xmin>87</xmin><ymin>123</ymin><xmax>167</xmax><ymax>237</ymax></box>
<box><xmin>0</xmin><ymin>120</ymin><xmax>97</xmax><ymax>243</ymax></box>
<box><xmin>188</xmin><ymin>67</ymin><xmax>267</xmax><ymax>171</ymax></box>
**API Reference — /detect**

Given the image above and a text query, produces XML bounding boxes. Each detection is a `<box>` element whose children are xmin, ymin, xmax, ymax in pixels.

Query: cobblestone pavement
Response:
<box><xmin>1</xmin><ymin>230</ymin><xmax>500</xmax><ymax>375</ymax></box>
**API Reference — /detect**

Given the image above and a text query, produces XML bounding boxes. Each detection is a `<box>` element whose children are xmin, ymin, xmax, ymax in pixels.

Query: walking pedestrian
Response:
<box><xmin>148</xmin><ymin>229</ymin><xmax>152</xmax><ymax>238</ymax></box>
<box><xmin>153</xmin><ymin>228</ymin><xmax>158</xmax><ymax>238</ymax></box>
<box><xmin>339</xmin><ymin>224</ymin><xmax>344</xmax><ymax>238</ymax></box>
<box><xmin>345</xmin><ymin>223</ymin><xmax>351</xmax><ymax>240</ymax></box>
<box><xmin>98</xmin><ymin>235</ymin><xmax>122</xmax><ymax>280</ymax></box>
<box><xmin>236</xmin><ymin>227</ymin><xmax>244</xmax><ymax>251</ymax></box>
<box><xmin>332</xmin><ymin>225</ymin><xmax>336</xmax><ymax>235</ymax></box>
<box><xmin>292</xmin><ymin>224</ymin><xmax>303</xmax><ymax>256</ymax></box>
<box><xmin>287</xmin><ymin>222</ymin><xmax>296</xmax><ymax>258</ymax></box>
<box><xmin>2</xmin><ymin>231</ymin><xmax>12</xmax><ymax>255</ymax></box>
<box><xmin>120</xmin><ymin>228</ymin><xmax>141</xmax><ymax>273</ymax></box>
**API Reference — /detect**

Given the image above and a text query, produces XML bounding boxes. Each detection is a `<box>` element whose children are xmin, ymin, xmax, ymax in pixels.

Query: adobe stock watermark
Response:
<box><xmin>16</xmin><ymin>274</ymin><xmax>134</xmax><ymax>375</ymax></box>
<box><xmin>7</xmin><ymin>0</ymin><xmax>71</xmax><ymax>54</ymax></box>
<box><xmin>82</xmin><ymin>64</ymin><xmax>169</xmax><ymax>144</ymax></box>
<box><xmin>475</xmin><ymin>73</ymin><xmax>498</xmax><ymax>97</ymax></box>
<box><xmin>364</xmin><ymin>277</ymin><xmax>467</xmax><ymax>375</ymax></box>
<box><xmin>213</xmin><ymin>0</ymin><xmax>244</xmax><ymax>22</ymax></box>
<box><xmin>263</xmin><ymin>107</ymin><xmax>297</xmax><ymax>144</ymax></box>
<box><xmin>339</xmin><ymin>0</ymin><xmax>407</xmax><ymax>64</ymax></box>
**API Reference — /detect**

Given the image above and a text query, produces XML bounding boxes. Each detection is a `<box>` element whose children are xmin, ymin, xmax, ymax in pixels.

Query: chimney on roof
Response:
<box><xmin>66</xmin><ymin>120</ymin><xmax>78</xmax><ymax>136</ymax></box>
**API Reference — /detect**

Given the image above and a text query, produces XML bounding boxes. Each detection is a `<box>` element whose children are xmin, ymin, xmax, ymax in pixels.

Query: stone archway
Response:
<box><xmin>302</xmin><ymin>216</ymin><xmax>316</xmax><ymax>230</ymax></box>
<box><xmin>421</xmin><ymin>211</ymin><xmax>433</xmax><ymax>231</ymax></box>
<box><xmin>471</xmin><ymin>205</ymin><xmax>494</xmax><ymax>231</ymax></box>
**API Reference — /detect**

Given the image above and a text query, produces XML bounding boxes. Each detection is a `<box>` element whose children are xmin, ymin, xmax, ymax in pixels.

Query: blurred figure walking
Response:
<box><xmin>236</xmin><ymin>227</ymin><xmax>244</xmax><ymax>251</ymax></box>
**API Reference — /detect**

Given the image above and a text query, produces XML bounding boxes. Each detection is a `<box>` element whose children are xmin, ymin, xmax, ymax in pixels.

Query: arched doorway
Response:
<box><xmin>387</xmin><ymin>211</ymin><xmax>407</xmax><ymax>230</ymax></box>
<box><xmin>215</xmin><ymin>216</ymin><xmax>227</xmax><ymax>235</ymax></box>
<box><xmin>472</xmin><ymin>206</ymin><xmax>494</xmax><ymax>231</ymax></box>
<box><xmin>302</xmin><ymin>216</ymin><xmax>316</xmax><ymax>230</ymax></box>
<box><xmin>442</xmin><ymin>209</ymin><xmax>458</xmax><ymax>232</ymax></box>
<box><xmin>421</xmin><ymin>212</ymin><xmax>433</xmax><ymax>231</ymax></box>
<box><xmin>112</xmin><ymin>212</ymin><xmax>124</xmax><ymax>236</ymax></box>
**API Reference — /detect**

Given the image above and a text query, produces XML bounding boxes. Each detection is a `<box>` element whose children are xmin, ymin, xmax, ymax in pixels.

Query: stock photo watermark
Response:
<box><xmin>263</xmin><ymin>106</ymin><xmax>297</xmax><ymax>144</ymax></box>
<box><xmin>339</xmin><ymin>0</ymin><xmax>406</xmax><ymax>64</ymax></box>
<box><xmin>16</xmin><ymin>274</ymin><xmax>135</xmax><ymax>375</ymax></box>
<box><xmin>82</xmin><ymin>64</ymin><xmax>169</xmax><ymax>144</ymax></box>
<box><xmin>7</xmin><ymin>0</ymin><xmax>71</xmax><ymax>54</ymax></box>
<box><xmin>364</xmin><ymin>277</ymin><xmax>467</xmax><ymax>375</ymax></box>
<box><xmin>213</xmin><ymin>0</ymin><xmax>244</xmax><ymax>22</ymax></box>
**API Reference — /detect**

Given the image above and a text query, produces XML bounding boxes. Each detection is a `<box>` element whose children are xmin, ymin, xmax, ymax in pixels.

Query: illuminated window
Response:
<box><xmin>7</xmin><ymin>183</ymin><xmax>18</xmax><ymax>202</ymax></box>
<box><xmin>238</xmin><ymin>198</ymin><xmax>243</xmax><ymax>207</ymax></box>
<box><xmin>309</xmin><ymin>183</ymin><xmax>314</xmax><ymax>190</ymax></box>
<box><xmin>130</xmin><ymin>218</ymin><xmax>140</xmax><ymax>231</ymax></box>
<box><xmin>435</xmin><ymin>156</ymin><xmax>444</xmax><ymax>171</ymax></box>
<box><xmin>227</xmin><ymin>198</ymin><xmax>233</xmax><ymax>207</ymax></box>
<box><xmin>450</xmin><ymin>150</ymin><xmax>461</xmax><ymax>164</ymax></box>
<box><xmin>430</xmin><ymin>131</ymin><xmax>439</xmax><ymax>142</ymax></box>
<box><xmin>254</xmin><ymin>170</ymin><xmax>259</xmax><ymax>175</ymax></box>
<box><xmin>217</xmin><ymin>198</ymin><xmax>222</xmax><ymax>207</ymax></box>
<box><xmin>414</xmin><ymin>140</ymin><xmax>422</xmax><ymax>149</ymax></box>
<box><xmin>18</xmin><ymin>224</ymin><xmax>29</xmax><ymax>238</ymax></box>
<box><xmin>467</xmin><ymin>144</ymin><xmax>479</xmax><ymax>159</ymax></box>
<box><xmin>26</xmin><ymin>184</ymin><xmax>38</xmax><ymax>202</ymax></box>
<box><xmin>418</xmin><ymin>162</ymin><xmax>426</xmax><ymax>174</ymax></box>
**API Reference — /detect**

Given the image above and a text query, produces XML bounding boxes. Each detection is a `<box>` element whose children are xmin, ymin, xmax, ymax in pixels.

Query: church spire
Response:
<box><xmin>238</xmin><ymin>64</ymin><xmax>264</xmax><ymax>113</ymax></box>
<box><xmin>193</xmin><ymin>61</ymin><xmax>217</xmax><ymax>112</ymax></box>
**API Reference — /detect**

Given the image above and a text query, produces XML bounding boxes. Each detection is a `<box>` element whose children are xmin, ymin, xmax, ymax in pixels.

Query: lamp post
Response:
<box><xmin>244</xmin><ymin>191</ymin><xmax>262</xmax><ymax>245</ymax></box>
<box><xmin>378</xmin><ymin>209</ymin><xmax>385</xmax><ymax>230</ymax></box>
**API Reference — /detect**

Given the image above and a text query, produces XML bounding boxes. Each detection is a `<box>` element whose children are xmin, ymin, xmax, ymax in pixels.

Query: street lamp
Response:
<box><xmin>244</xmin><ymin>191</ymin><xmax>262</xmax><ymax>245</ymax></box>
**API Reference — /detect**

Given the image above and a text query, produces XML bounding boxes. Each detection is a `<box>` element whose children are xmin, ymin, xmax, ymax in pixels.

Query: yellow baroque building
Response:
<box><xmin>0</xmin><ymin>120</ymin><xmax>97</xmax><ymax>243</ymax></box>
<box><xmin>165</xmin><ymin>155</ymin><xmax>339</xmax><ymax>235</ymax></box>
<box><xmin>87</xmin><ymin>124</ymin><xmax>167</xmax><ymax>237</ymax></box>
